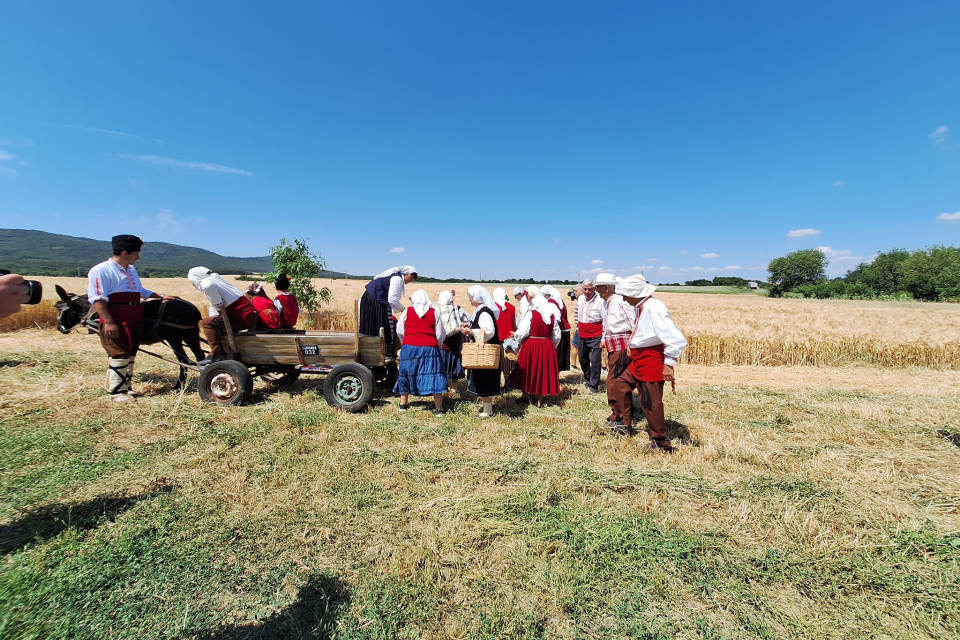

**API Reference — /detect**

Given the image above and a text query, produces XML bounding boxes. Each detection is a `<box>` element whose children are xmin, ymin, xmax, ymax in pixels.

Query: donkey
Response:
<box><xmin>54</xmin><ymin>285</ymin><xmax>206</xmax><ymax>390</ymax></box>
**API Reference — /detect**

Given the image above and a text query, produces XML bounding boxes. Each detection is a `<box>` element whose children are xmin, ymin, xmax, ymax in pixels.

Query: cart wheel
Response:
<box><xmin>261</xmin><ymin>368</ymin><xmax>301</xmax><ymax>387</ymax></box>
<box><xmin>323</xmin><ymin>363</ymin><xmax>375</xmax><ymax>412</ymax></box>
<box><xmin>198</xmin><ymin>360</ymin><xmax>254</xmax><ymax>406</ymax></box>
<box><xmin>372</xmin><ymin>363</ymin><xmax>399</xmax><ymax>391</ymax></box>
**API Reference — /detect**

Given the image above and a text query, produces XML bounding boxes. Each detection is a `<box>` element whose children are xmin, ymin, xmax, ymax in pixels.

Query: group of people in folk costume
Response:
<box><xmin>87</xmin><ymin>235</ymin><xmax>301</xmax><ymax>402</ymax></box>
<box><xmin>360</xmin><ymin>266</ymin><xmax>688</xmax><ymax>451</ymax></box>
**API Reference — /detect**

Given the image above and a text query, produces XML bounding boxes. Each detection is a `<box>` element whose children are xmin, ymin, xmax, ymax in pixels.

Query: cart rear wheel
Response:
<box><xmin>198</xmin><ymin>360</ymin><xmax>253</xmax><ymax>406</ymax></box>
<box><xmin>323</xmin><ymin>363</ymin><xmax>375</xmax><ymax>412</ymax></box>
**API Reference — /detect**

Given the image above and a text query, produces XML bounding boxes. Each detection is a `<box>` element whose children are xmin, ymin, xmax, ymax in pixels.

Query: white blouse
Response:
<box><xmin>395</xmin><ymin>308</ymin><xmax>446</xmax><ymax>345</ymax></box>
<box><xmin>514</xmin><ymin>310</ymin><xmax>561</xmax><ymax>347</ymax></box>
<box><xmin>628</xmin><ymin>297</ymin><xmax>688</xmax><ymax>367</ymax></box>
<box><xmin>602</xmin><ymin>294</ymin><xmax>636</xmax><ymax>336</ymax></box>
<box><xmin>470</xmin><ymin>305</ymin><xmax>498</xmax><ymax>343</ymax></box>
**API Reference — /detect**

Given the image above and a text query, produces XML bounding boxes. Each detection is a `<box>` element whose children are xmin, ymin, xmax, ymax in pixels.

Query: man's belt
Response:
<box><xmin>108</xmin><ymin>301</ymin><xmax>141</xmax><ymax>306</ymax></box>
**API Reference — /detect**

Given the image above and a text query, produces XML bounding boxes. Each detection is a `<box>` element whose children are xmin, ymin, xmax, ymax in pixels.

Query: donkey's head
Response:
<box><xmin>54</xmin><ymin>285</ymin><xmax>96</xmax><ymax>334</ymax></box>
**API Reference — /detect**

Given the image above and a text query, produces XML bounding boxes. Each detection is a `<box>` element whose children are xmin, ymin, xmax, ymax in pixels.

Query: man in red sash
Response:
<box><xmin>87</xmin><ymin>235</ymin><xmax>177</xmax><ymax>402</ymax></box>
<box><xmin>575</xmin><ymin>278</ymin><xmax>605</xmax><ymax>393</ymax></box>
<box><xmin>594</xmin><ymin>272</ymin><xmax>638</xmax><ymax>432</ymax></box>
<box><xmin>620</xmin><ymin>274</ymin><xmax>688</xmax><ymax>452</ymax></box>
<box><xmin>188</xmin><ymin>267</ymin><xmax>259</xmax><ymax>366</ymax></box>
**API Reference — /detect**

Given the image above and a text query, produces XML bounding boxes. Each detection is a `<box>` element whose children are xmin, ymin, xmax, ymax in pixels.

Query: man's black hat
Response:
<box><xmin>275</xmin><ymin>273</ymin><xmax>290</xmax><ymax>290</ymax></box>
<box><xmin>112</xmin><ymin>234</ymin><xmax>144</xmax><ymax>253</ymax></box>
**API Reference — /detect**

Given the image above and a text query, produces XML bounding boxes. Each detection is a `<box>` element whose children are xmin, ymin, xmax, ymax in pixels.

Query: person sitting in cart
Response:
<box><xmin>272</xmin><ymin>273</ymin><xmax>299</xmax><ymax>328</ymax></box>
<box><xmin>244</xmin><ymin>282</ymin><xmax>282</xmax><ymax>329</ymax></box>
<box><xmin>189</xmin><ymin>266</ymin><xmax>260</xmax><ymax>366</ymax></box>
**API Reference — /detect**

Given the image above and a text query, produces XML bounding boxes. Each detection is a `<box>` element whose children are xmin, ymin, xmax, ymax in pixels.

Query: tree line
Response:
<box><xmin>767</xmin><ymin>246</ymin><xmax>960</xmax><ymax>302</ymax></box>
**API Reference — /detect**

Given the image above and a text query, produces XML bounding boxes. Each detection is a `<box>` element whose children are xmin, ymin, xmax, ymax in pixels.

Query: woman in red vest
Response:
<box><xmin>245</xmin><ymin>282</ymin><xmax>282</xmax><ymax>329</ymax></box>
<box><xmin>541</xmin><ymin>285</ymin><xmax>571</xmax><ymax>372</ymax></box>
<box><xmin>273</xmin><ymin>274</ymin><xmax>300</xmax><ymax>328</ymax></box>
<box><xmin>510</xmin><ymin>286</ymin><xmax>561</xmax><ymax>407</ymax></box>
<box><xmin>394</xmin><ymin>289</ymin><xmax>448</xmax><ymax>414</ymax></box>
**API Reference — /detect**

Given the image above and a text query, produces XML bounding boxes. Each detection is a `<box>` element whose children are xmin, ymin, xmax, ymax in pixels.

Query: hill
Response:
<box><xmin>1</xmin><ymin>229</ymin><xmax>275</xmax><ymax>277</ymax></box>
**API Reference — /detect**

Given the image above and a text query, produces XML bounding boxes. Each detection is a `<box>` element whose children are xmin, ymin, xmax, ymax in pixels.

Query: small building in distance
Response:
<box><xmin>748</xmin><ymin>281</ymin><xmax>759</xmax><ymax>290</ymax></box>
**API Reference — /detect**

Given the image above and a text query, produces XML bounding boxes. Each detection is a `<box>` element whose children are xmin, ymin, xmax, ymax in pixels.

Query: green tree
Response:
<box><xmin>767</xmin><ymin>248</ymin><xmax>827</xmax><ymax>296</ymax></box>
<box><xmin>900</xmin><ymin>246</ymin><xmax>960</xmax><ymax>301</ymax></box>
<box><xmin>267</xmin><ymin>238</ymin><xmax>331</xmax><ymax>315</ymax></box>
<box><xmin>845</xmin><ymin>249</ymin><xmax>909</xmax><ymax>295</ymax></box>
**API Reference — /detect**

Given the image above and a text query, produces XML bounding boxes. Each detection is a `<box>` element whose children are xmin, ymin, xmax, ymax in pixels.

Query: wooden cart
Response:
<box><xmin>196</xmin><ymin>300</ymin><xmax>395</xmax><ymax>411</ymax></box>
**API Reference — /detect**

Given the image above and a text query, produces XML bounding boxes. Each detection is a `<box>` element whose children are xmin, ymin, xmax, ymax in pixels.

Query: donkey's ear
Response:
<box><xmin>55</xmin><ymin>284</ymin><xmax>72</xmax><ymax>303</ymax></box>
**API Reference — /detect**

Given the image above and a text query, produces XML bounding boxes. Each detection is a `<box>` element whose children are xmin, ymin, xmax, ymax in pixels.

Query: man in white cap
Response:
<box><xmin>575</xmin><ymin>278</ymin><xmax>605</xmax><ymax>393</ymax></box>
<box><xmin>595</xmin><ymin>272</ymin><xmax>637</xmax><ymax>430</ymax></box>
<box><xmin>188</xmin><ymin>267</ymin><xmax>260</xmax><ymax>366</ymax></box>
<box><xmin>619</xmin><ymin>274</ymin><xmax>687</xmax><ymax>452</ymax></box>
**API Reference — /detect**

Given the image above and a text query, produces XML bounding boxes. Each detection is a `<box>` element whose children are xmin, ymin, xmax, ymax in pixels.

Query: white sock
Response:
<box><xmin>107</xmin><ymin>358</ymin><xmax>131</xmax><ymax>394</ymax></box>
<box><xmin>482</xmin><ymin>401</ymin><xmax>493</xmax><ymax>417</ymax></box>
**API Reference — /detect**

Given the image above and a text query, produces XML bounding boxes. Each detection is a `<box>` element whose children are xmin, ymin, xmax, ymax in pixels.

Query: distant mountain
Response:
<box><xmin>1</xmin><ymin>229</ymin><xmax>275</xmax><ymax>277</ymax></box>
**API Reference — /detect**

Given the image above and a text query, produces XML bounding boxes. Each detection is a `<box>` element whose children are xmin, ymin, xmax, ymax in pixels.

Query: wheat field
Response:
<box><xmin>26</xmin><ymin>275</ymin><xmax>960</xmax><ymax>369</ymax></box>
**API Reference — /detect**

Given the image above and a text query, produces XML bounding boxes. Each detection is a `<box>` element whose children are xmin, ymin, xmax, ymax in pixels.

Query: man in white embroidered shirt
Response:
<box><xmin>620</xmin><ymin>274</ymin><xmax>688</xmax><ymax>452</ymax></box>
<box><xmin>87</xmin><ymin>235</ymin><xmax>176</xmax><ymax>403</ymax></box>
<box><xmin>575</xmin><ymin>279</ymin><xmax>605</xmax><ymax>393</ymax></box>
<box><xmin>595</xmin><ymin>272</ymin><xmax>637</xmax><ymax>432</ymax></box>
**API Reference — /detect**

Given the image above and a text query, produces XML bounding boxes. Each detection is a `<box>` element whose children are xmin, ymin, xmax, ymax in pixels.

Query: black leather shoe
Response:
<box><xmin>197</xmin><ymin>353</ymin><xmax>227</xmax><ymax>367</ymax></box>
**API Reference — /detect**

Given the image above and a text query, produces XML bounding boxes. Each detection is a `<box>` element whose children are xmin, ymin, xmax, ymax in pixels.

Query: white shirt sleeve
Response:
<box><xmin>551</xmin><ymin>319</ymin><xmax>561</xmax><ymax>347</ymax></box>
<box><xmin>514</xmin><ymin>312</ymin><xmax>531</xmax><ymax>343</ymax></box>
<box><xmin>387</xmin><ymin>275</ymin><xmax>405</xmax><ymax>313</ymax></box>
<box><xmin>472</xmin><ymin>310</ymin><xmax>497</xmax><ymax>343</ymax></box>
<box><xmin>132</xmin><ymin>267</ymin><xmax>152</xmax><ymax>299</ymax></box>
<box><xmin>651</xmin><ymin>306</ymin><xmax>688</xmax><ymax>366</ymax></box>
<box><xmin>87</xmin><ymin>265</ymin><xmax>108</xmax><ymax>303</ymax></box>
<box><xmin>274</xmin><ymin>298</ymin><xmax>283</xmax><ymax>317</ymax></box>
<box><xmin>201</xmin><ymin>280</ymin><xmax>225</xmax><ymax>312</ymax></box>
<box><xmin>396</xmin><ymin>309</ymin><xmax>408</xmax><ymax>342</ymax></box>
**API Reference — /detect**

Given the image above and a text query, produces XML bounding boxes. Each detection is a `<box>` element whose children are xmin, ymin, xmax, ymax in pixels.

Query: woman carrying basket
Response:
<box><xmin>510</xmin><ymin>286</ymin><xmax>561</xmax><ymax>408</ymax></box>
<box><xmin>461</xmin><ymin>285</ymin><xmax>502</xmax><ymax>418</ymax></box>
<box><xmin>435</xmin><ymin>290</ymin><xmax>468</xmax><ymax>385</ymax></box>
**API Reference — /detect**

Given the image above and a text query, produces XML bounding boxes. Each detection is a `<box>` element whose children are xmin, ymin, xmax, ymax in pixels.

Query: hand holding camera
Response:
<box><xmin>0</xmin><ymin>270</ymin><xmax>43</xmax><ymax>320</ymax></box>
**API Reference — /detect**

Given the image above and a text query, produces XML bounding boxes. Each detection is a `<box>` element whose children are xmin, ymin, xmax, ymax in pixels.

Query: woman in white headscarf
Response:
<box><xmin>394</xmin><ymin>289</ymin><xmax>447</xmax><ymax>414</ymax></box>
<box><xmin>492</xmin><ymin>287</ymin><xmax>519</xmax><ymax>387</ymax></box>
<box><xmin>510</xmin><ymin>285</ymin><xmax>561</xmax><ymax>407</ymax></box>
<box><xmin>460</xmin><ymin>285</ymin><xmax>502</xmax><ymax>417</ymax></box>
<box><xmin>359</xmin><ymin>265</ymin><xmax>418</xmax><ymax>353</ymax></box>
<box><xmin>189</xmin><ymin>267</ymin><xmax>260</xmax><ymax>365</ymax></box>
<box><xmin>513</xmin><ymin>285</ymin><xmax>530</xmax><ymax>318</ymax></box>
<box><xmin>435</xmin><ymin>290</ymin><xmax>467</xmax><ymax>383</ymax></box>
<box><xmin>541</xmin><ymin>285</ymin><xmax>572</xmax><ymax>372</ymax></box>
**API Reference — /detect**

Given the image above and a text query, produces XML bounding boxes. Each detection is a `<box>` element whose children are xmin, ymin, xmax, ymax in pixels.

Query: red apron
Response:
<box><xmin>106</xmin><ymin>291</ymin><xmax>144</xmax><ymax>355</ymax></box>
<box><xmin>629</xmin><ymin>344</ymin><xmax>665</xmax><ymax>382</ymax></box>
<box><xmin>226</xmin><ymin>296</ymin><xmax>259</xmax><ymax>329</ymax></box>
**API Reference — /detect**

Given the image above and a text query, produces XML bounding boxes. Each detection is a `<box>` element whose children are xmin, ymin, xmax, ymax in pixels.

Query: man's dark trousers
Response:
<box><xmin>579</xmin><ymin>336</ymin><xmax>603</xmax><ymax>391</ymax></box>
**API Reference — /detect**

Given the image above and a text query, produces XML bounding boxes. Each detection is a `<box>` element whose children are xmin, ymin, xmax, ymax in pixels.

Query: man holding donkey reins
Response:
<box><xmin>88</xmin><ymin>234</ymin><xmax>179</xmax><ymax>403</ymax></box>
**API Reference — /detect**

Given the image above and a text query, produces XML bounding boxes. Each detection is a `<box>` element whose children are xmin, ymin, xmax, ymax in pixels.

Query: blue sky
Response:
<box><xmin>1</xmin><ymin>1</ymin><xmax>958</xmax><ymax>281</ymax></box>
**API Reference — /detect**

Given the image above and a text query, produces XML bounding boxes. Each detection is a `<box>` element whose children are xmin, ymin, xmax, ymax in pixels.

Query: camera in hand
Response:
<box><xmin>566</xmin><ymin>290</ymin><xmax>577</xmax><ymax>300</ymax></box>
<box><xmin>0</xmin><ymin>270</ymin><xmax>43</xmax><ymax>305</ymax></box>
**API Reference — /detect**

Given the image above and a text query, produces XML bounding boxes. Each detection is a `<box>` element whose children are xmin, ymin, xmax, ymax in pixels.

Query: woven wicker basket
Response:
<box><xmin>503</xmin><ymin>349</ymin><xmax>518</xmax><ymax>362</ymax></box>
<box><xmin>461</xmin><ymin>330</ymin><xmax>501</xmax><ymax>369</ymax></box>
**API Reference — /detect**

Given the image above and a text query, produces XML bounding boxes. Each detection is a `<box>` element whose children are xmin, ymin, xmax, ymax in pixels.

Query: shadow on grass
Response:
<box><xmin>191</xmin><ymin>573</ymin><xmax>350</xmax><ymax>640</ymax></box>
<box><xmin>632</xmin><ymin>417</ymin><xmax>700</xmax><ymax>446</ymax></box>
<box><xmin>0</xmin><ymin>481</ymin><xmax>174</xmax><ymax>554</ymax></box>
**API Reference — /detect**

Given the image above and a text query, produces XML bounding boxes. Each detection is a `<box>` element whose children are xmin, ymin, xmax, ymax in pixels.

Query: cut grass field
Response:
<box><xmin>1</xmin><ymin>321</ymin><xmax>959</xmax><ymax>639</ymax></box>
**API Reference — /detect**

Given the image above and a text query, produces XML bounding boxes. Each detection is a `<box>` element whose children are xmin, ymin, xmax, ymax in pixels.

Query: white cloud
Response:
<box><xmin>930</xmin><ymin>125</ymin><xmax>949</xmax><ymax>145</ymax></box>
<box><xmin>65</xmin><ymin>124</ymin><xmax>144</xmax><ymax>139</ymax></box>
<box><xmin>390</xmin><ymin>247</ymin><xmax>405</xmax><ymax>253</ymax></box>
<box><xmin>787</xmin><ymin>228</ymin><xmax>822</xmax><ymax>238</ymax></box>
<box><xmin>723</xmin><ymin>265</ymin><xmax>744</xmax><ymax>270</ymax></box>
<box><xmin>0</xmin><ymin>165</ymin><xmax>17</xmax><ymax>177</ymax></box>
<box><xmin>700</xmin><ymin>252</ymin><xmax>719</xmax><ymax>259</ymax></box>
<box><xmin>658</xmin><ymin>265</ymin><xmax>672</xmax><ymax>271</ymax></box>
<box><xmin>120</xmin><ymin>154</ymin><xmax>253</xmax><ymax>176</ymax></box>
<box><xmin>937</xmin><ymin>211</ymin><xmax>960</xmax><ymax>221</ymax></box>
<box><xmin>680</xmin><ymin>250</ymin><xmax>688</xmax><ymax>254</ymax></box>
<box><xmin>157</xmin><ymin>209</ymin><xmax>182</xmax><ymax>232</ymax></box>
<box><xmin>647</xmin><ymin>258</ymin><xmax>658</xmax><ymax>262</ymax></box>
<box><xmin>553</xmin><ymin>238</ymin><xmax>562</xmax><ymax>243</ymax></box>
<box><xmin>539</xmin><ymin>269</ymin><xmax>554</xmax><ymax>273</ymax></box>
<box><xmin>590</xmin><ymin>259</ymin><xmax>603</xmax><ymax>265</ymax></box>
<box><xmin>833</xmin><ymin>181</ymin><xmax>845</xmax><ymax>188</ymax></box>
<box><xmin>815</xmin><ymin>246</ymin><xmax>852</xmax><ymax>258</ymax></box>
<box><xmin>584</xmin><ymin>267</ymin><xmax>604</xmax><ymax>274</ymax></box>
<box><xmin>0</xmin><ymin>150</ymin><xmax>14</xmax><ymax>161</ymax></box>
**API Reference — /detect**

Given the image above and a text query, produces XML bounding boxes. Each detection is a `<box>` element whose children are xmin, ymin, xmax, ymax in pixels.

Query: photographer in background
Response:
<box><xmin>0</xmin><ymin>271</ymin><xmax>42</xmax><ymax>320</ymax></box>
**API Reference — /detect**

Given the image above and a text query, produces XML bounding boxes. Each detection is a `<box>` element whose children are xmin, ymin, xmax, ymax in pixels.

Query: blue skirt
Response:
<box><xmin>394</xmin><ymin>344</ymin><xmax>448</xmax><ymax>396</ymax></box>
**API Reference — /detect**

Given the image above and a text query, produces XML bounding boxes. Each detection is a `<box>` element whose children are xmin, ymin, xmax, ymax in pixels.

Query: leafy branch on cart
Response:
<box><xmin>266</xmin><ymin>237</ymin><xmax>332</xmax><ymax>324</ymax></box>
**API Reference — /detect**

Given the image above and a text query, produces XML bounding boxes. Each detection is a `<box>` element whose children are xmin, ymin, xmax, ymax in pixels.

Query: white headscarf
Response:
<box><xmin>409</xmin><ymin>289</ymin><xmax>432</xmax><ymax>318</ymax></box>
<box><xmin>492</xmin><ymin>287</ymin><xmax>507</xmax><ymax>309</ymax></box>
<box><xmin>374</xmin><ymin>265</ymin><xmax>417</xmax><ymax>279</ymax></box>
<box><xmin>468</xmin><ymin>285</ymin><xmax>500</xmax><ymax>320</ymax></box>
<box><xmin>437</xmin><ymin>290</ymin><xmax>454</xmax><ymax>306</ymax></box>
<box><xmin>529</xmin><ymin>292</ymin><xmax>557</xmax><ymax>324</ymax></box>
<box><xmin>513</xmin><ymin>285</ymin><xmax>526</xmax><ymax>296</ymax></box>
<box><xmin>540</xmin><ymin>285</ymin><xmax>566</xmax><ymax>311</ymax></box>
<box><xmin>526</xmin><ymin>285</ymin><xmax>540</xmax><ymax>298</ymax></box>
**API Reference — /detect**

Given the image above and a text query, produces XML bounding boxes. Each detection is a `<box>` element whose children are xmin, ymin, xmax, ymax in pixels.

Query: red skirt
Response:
<box><xmin>629</xmin><ymin>345</ymin><xmax>665</xmax><ymax>382</ymax></box>
<box><xmin>511</xmin><ymin>337</ymin><xmax>559</xmax><ymax>396</ymax></box>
